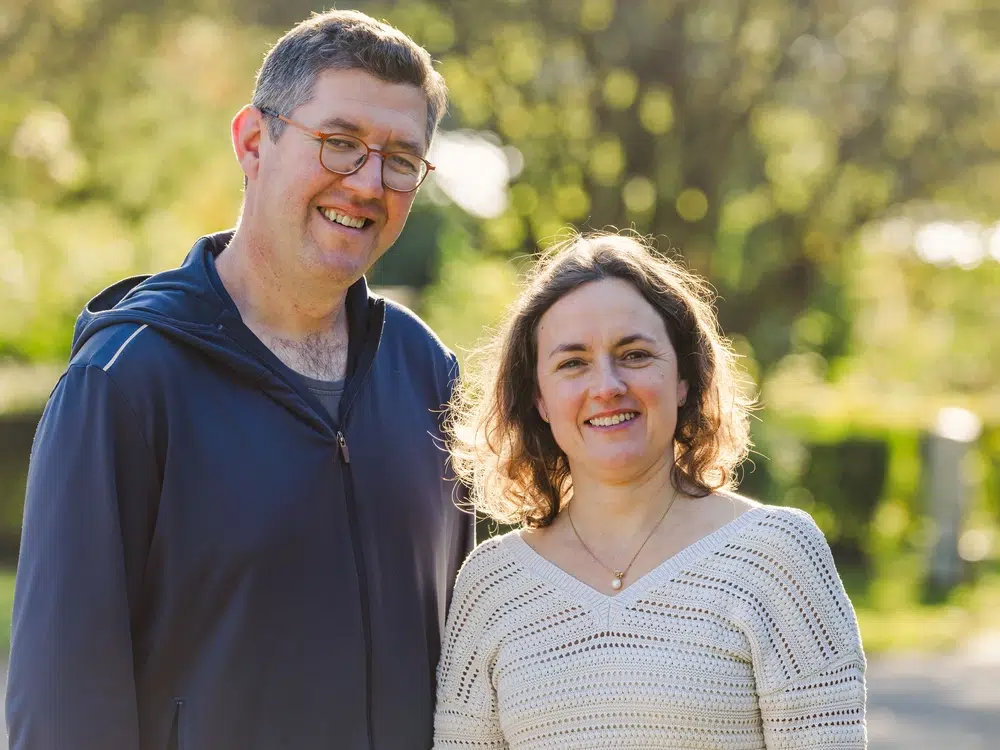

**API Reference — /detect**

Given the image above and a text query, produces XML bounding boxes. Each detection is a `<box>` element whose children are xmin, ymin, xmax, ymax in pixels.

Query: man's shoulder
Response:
<box><xmin>379</xmin><ymin>297</ymin><xmax>457</xmax><ymax>385</ymax></box>
<box><xmin>67</xmin><ymin>320</ymin><xmax>190</xmax><ymax>391</ymax></box>
<box><xmin>69</xmin><ymin>321</ymin><xmax>160</xmax><ymax>373</ymax></box>
<box><xmin>381</xmin><ymin>297</ymin><xmax>453</xmax><ymax>358</ymax></box>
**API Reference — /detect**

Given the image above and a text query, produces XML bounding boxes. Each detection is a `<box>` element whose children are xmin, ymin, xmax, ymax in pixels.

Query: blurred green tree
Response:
<box><xmin>379</xmin><ymin>0</ymin><xmax>1000</xmax><ymax>377</ymax></box>
<box><xmin>4</xmin><ymin>0</ymin><xmax>1000</xmax><ymax>384</ymax></box>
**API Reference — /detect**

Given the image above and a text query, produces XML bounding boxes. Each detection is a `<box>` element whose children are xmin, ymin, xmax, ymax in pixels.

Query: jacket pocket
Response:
<box><xmin>168</xmin><ymin>698</ymin><xmax>185</xmax><ymax>750</ymax></box>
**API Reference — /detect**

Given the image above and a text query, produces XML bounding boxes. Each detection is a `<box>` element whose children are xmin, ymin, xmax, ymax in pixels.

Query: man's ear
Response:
<box><xmin>232</xmin><ymin>105</ymin><xmax>265</xmax><ymax>183</ymax></box>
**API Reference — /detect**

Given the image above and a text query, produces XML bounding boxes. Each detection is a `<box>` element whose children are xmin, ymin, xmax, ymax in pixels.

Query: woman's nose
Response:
<box><xmin>588</xmin><ymin>358</ymin><xmax>627</xmax><ymax>399</ymax></box>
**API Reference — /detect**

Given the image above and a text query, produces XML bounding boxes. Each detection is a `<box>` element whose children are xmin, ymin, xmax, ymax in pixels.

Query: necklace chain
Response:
<box><xmin>567</xmin><ymin>493</ymin><xmax>679</xmax><ymax>591</ymax></box>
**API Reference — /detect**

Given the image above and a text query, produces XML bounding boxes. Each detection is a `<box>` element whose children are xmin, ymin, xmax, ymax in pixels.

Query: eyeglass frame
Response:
<box><xmin>258</xmin><ymin>106</ymin><xmax>435</xmax><ymax>193</ymax></box>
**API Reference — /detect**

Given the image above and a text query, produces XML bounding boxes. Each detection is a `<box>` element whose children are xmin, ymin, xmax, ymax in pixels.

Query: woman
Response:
<box><xmin>434</xmin><ymin>231</ymin><xmax>866</xmax><ymax>749</ymax></box>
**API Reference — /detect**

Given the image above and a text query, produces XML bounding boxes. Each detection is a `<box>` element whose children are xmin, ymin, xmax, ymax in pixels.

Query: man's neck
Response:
<box><xmin>216</xmin><ymin>230</ymin><xmax>352</xmax><ymax>381</ymax></box>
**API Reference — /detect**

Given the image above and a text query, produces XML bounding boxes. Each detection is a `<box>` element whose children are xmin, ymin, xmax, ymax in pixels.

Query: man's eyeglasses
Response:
<box><xmin>259</xmin><ymin>107</ymin><xmax>434</xmax><ymax>193</ymax></box>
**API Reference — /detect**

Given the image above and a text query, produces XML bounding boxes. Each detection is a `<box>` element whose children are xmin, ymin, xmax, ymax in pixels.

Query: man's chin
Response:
<box><xmin>309</xmin><ymin>249</ymin><xmax>374</xmax><ymax>289</ymax></box>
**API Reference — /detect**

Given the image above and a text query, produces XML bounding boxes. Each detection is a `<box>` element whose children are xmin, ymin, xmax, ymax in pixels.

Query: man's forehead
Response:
<box><xmin>305</xmin><ymin>70</ymin><xmax>429</xmax><ymax>143</ymax></box>
<box><xmin>316</xmin><ymin>96</ymin><xmax>426</xmax><ymax>131</ymax></box>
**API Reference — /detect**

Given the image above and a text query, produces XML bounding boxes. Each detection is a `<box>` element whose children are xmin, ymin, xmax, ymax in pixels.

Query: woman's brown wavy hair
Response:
<box><xmin>446</xmin><ymin>231</ymin><xmax>754</xmax><ymax>528</ymax></box>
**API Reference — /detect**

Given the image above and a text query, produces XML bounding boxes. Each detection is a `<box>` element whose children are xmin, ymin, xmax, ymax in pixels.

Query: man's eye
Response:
<box><xmin>386</xmin><ymin>154</ymin><xmax>421</xmax><ymax>175</ymax></box>
<box><xmin>326</xmin><ymin>138</ymin><xmax>361</xmax><ymax>151</ymax></box>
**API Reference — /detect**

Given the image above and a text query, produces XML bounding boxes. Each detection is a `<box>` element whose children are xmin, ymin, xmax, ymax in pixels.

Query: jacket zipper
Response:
<box><xmin>171</xmin><ymin>698</ymin><xmax>184</xmax><ymax>750</ymax></box>
<box><xmin>332</xmin><ymin>301</ymin><xmax>383</xmax><ymax>750</ymax></box>
<box><xmin>335</xmin><ymin>428</ymin><xmax>373</xmax><ymax>749</ymax></box>
<box><xmin>232</xmin><ymin>296</ymin><xmax>382</xmax><ymax>749</ymax></box>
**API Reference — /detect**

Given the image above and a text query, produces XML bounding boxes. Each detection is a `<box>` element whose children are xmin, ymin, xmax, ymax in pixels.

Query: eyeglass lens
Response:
<box><xmin>320</xmin><ymin>135</ymin><xmax>427</xmax><ymax>191</ymax></box>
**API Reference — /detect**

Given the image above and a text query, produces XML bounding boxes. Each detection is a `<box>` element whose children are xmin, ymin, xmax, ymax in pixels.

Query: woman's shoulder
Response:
<box><xmin>445</xmin><ymin>530</ymin><xmax>545</xmax><ymax>640</ymax></box>
<box><xmin>452</xmin><ymin>529</ymin><xmax>524</xmax><ymax>593</ymax></box>
<box><xmin>716</xmin><ymin>499</ymin><xmax>846</xmax><ymax>592</ymax></box>
<box><xmin>740</xmin><ymin>501</ymin><xmax>831</xmax><ymax>548</ymax></box>
<box><xmin>713</xmin><ymin>501</ymin><xmax>865</xmax><ymax>680</ymax></box>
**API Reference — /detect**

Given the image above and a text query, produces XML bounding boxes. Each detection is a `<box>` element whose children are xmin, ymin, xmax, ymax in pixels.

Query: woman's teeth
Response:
<box><xmin>320</xmin><ymin>207</ymin><xmax>367</xmax><ymax>228</ymax></box>
<box><xmin>588</xmin><ymin>412</ymin><xmax>637</xmax><ymax>427</ymax></box>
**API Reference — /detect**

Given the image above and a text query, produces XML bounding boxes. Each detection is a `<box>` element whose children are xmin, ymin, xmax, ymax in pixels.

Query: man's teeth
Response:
<box><xmin>588</xmin><ymin>412</ymin><xmax>638</xmax><ymax>427</ymax></box>
<box><xmin>320</xmin><ymin>208</ymin><xmax>367</xmax><ymax>228</ymax></box>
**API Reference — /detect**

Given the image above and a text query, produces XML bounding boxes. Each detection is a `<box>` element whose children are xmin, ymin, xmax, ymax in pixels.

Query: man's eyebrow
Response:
<box><xmin>317</xmin><ymin>117</ymin><xmax>424</xmax><ymax>154</ymax></box>
<box><xmin>318</xmin><ymin>116</ymin><xmax>363</xmax><ymax>134</ymax></box>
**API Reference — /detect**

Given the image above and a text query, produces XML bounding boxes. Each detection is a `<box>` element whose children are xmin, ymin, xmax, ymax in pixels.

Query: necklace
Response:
<box><xmin>567</xmin><ymin>493</ymin><xmax>679</xmax><ymax>591</ymax></box>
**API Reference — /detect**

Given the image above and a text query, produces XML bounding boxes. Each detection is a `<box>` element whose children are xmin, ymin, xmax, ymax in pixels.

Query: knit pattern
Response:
<box><xmin>434</xmin><ymin>505</ymin><xmax>866</xmax><ymax>749</ymax></box>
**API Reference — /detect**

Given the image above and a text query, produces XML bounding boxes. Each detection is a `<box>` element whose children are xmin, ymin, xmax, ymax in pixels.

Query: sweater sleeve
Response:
<box><xmin>7</xmin><ymin>365</ymin><xmax>159</xmax><ymax>750</ymax></box>
<box><xmin>433</xmin><ymin>542</ymin><xmax>508</xmax><ymax>749</ymax></box>
<box><xmin>740</xmin><ymin>508</ymin><xmax>867</xmax><ymax>750</ymax></box>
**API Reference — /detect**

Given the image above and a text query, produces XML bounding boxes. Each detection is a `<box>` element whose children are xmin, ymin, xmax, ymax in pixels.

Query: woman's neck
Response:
<box><xmin>564</xmin><ymin>460</ymin><xmax>680</xmax><ymax>543</ymax></box>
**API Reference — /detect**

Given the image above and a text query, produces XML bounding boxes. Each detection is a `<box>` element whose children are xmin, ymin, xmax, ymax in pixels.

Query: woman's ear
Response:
<box><xmin>677</xmin><ymin>380</ymin><xmax>689</xmax><ymax>408</ymax></box>
<box><xmin>535</xmin><ymin>395</ymin><xmax>549</xmax><ymax>423</ymax></box>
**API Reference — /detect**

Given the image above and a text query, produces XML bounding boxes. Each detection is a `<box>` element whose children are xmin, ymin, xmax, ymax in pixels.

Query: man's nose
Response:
<box><xmin>339</xmin><ymin>153</ymin><xmax>385</xmax><ymax>199</ymax></box>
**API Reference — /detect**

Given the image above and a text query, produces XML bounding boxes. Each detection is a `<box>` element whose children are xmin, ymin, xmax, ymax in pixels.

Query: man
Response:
<box><xmin>7</xmin><ymin>10</ymin><xmax>473</xmax><ymax>750</ymax></box>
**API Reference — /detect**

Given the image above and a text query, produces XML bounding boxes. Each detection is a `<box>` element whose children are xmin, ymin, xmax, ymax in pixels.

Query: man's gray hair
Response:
<box><xmin>251</xmin><ymin>9</ymin><xmax>447</xmax><ymax>147</ymax></box>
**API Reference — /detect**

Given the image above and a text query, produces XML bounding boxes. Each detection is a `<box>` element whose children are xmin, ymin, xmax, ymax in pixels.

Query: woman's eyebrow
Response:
<box><xmin>615</xmin><ymin>334</ymin><xmax>657</xmax><ymax>347</ymax></box>
<box><xmin>547</xmin><ymin>333</ymin><xmax>656</xmax><ymax>359</ymax></box>
<box><xmin>548</xmin><ymin>342</ymin><xmax>588</xmax><ymax>358</ymax></box>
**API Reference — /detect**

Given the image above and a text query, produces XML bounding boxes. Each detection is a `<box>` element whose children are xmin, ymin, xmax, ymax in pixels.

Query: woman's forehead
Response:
<box><xmin>535</xmin><ymin>282</ymin><xmax>670</xmax><ymax>357</ymax></box>
<box><xmin>540</xmin><ymin>280</ymin><xmax>662</xmax><ymax>330</ymax></box>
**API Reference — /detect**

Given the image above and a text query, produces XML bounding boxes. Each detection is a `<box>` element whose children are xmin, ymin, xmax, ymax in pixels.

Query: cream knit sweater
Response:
<box><xmin>434</xmin><ymin>505</ymin><xmax>866</xmax><ymax>749</ymax></box>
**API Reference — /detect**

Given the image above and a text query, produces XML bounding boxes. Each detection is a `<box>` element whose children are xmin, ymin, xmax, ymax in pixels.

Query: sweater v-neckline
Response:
<box><xmin>504</xmin><ymin>505</ymin><xmax>769</xmax><ymax>613</ymax></box>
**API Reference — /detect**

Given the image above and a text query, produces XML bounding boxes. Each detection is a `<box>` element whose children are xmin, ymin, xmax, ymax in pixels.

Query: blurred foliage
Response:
<box><xmin>2</xmin><ymin>1</ymin><xmax>265</xmax><ymax>358</ymax></box>
<box><xmin>2</xmin><ymin>0</ymin><xmax>999</xmax><ymax>374</ymax></box>
<box><xmin>850</xmin><ymin>560</ymin><xmax>1000</xmax><ymax>654</ymax></box>
<box><xmin>2</xmin><ymin>0</ymin><xmax>1000</xmax><ymax>646</ymax></box>
<box><xmin>0</xmin><ymin>567</ymin><xmax>12</xmax><ymax>656</ymax></box>
<box><xmin>741</xmin><ymin>435</ymin><xmax>890</xmax><ymax>570</ymax></box>
<box><xmin>421</xmin><ymin>220</ymin><xmax>521</xmax><ymax>354</ymax></box>
<box><xmin>378</xmin><ymin>0</ymin><xmax>1000</xmax><ymax>381</ymax></box>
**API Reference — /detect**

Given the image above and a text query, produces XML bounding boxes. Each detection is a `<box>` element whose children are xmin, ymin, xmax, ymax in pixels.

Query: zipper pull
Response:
<box><xmin>337</xmin><ymin>431</ymin><xmax>351</xmax><ymax>464</ymax></box>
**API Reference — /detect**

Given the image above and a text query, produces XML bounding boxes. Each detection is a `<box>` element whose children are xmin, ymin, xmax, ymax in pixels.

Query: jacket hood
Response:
<box><xmin>71</xmin><ymin>230</ymin><xmax>384</xmax><ymax>431</ymax></box>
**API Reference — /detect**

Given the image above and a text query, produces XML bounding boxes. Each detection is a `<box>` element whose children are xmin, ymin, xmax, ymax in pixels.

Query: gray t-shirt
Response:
<box><xmin>296</xmin><ymin>373</ymin><xmax>346</xmax><ymax>422</ymax></box>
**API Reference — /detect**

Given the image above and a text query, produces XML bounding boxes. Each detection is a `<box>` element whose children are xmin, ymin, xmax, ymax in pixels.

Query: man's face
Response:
<box><xmin>249</xmin><ymin>68</ymin><xmax>429</xmax><ymax>287</ymax></box>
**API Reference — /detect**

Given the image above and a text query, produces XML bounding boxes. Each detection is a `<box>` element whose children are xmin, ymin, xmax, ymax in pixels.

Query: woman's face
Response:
<box><xmin>534</xmin><ymin>278</ymin><xmax>688</xmax><ymax>486</ymax></box>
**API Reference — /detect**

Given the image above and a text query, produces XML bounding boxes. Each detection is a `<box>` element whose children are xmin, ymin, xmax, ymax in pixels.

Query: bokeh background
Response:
<box><xmin>2</xmin><ymin>0</ymin><xmax>999</xmax><ymax>747</ymax></box>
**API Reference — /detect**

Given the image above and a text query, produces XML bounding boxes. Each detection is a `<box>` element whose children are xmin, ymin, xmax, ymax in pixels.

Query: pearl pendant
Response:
<box><xmin>611</xmin><ymin>574</ymin><xmax>623</xmax><ymax>590</ymax></box>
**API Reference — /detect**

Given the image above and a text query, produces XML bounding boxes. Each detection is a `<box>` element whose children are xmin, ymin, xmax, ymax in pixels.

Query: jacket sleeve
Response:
<box><xmin>7</xmin><ymin>364</ymin><xmax>160</xmax><ymax>750</ymax></box>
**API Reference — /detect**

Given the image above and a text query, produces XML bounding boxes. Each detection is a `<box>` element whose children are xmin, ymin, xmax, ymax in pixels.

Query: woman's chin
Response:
<box><xmin>572</xmin><ymin>452</ymin><xmax>668</xmax><ymax>485</ymax></box>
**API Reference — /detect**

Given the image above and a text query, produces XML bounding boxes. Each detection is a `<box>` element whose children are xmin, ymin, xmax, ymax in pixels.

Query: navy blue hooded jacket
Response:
<box><xmin>7</xmin><ymin>231</ymin><xmax>474</xmax><ymax>750</ymax></box>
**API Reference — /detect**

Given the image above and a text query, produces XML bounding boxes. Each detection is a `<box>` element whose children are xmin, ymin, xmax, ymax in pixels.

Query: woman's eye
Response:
<box><xmin>556</xmin><ymin>359</ymin><xmax>583</xmax><ymax>370</ymax></box>
<box><xmin>623</xmin><ymin>350</ymin><xmax>651</xmax><ymax>362</ymax></box>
